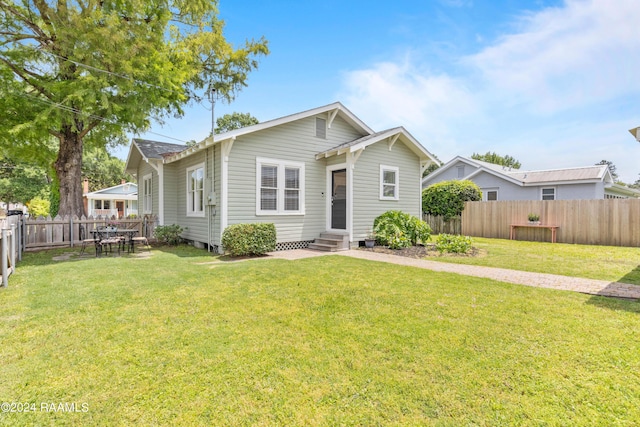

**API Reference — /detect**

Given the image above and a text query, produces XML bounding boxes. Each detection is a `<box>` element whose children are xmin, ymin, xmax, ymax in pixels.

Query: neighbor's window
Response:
<box><xmin>486</xmin><ymin>190</ymin><xmax>498</xmax><ymax>201</ymax></box>
<box><xmin>256</xmin><ymin>158</ymin><xmax>305</xmax><ymax>215</ymax></box>
<box><xmin>143</xmin><ymin>173</ymin><xmax>152</xmax><ymax>214</ymax></box>
<box><xmin>380</xmin><ymin>165</ymin><xmax>399</xmax><ymax>200</ymax></box>
<box><xmin>542</xmin><ymin>188</ymin><xmax>556</xmax><ymax>201</ymax></box>
<box><xmin>457</xmin><ymin>165</ymin><xmax>465</xmax><ymax>178</ymax></box>
<box><xmin>94</xmin><ymin>200</ymin><xmax>102</xmax><ymax>210</ymax></box>
<box><xmin>187</xmin><ymin>163</ymin><xmax>205</xmax><ymax>216</ymax></box>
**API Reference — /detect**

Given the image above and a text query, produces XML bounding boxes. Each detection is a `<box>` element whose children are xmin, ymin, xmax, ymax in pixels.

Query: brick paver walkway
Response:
<box><xmin>268</xmin><ymin>249</ymin><xmax>640</xmax><ymax>300</ymax></box>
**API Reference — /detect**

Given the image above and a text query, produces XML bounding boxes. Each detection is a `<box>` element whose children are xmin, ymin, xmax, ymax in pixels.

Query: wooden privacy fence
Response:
<box><xmin>24</xmin><ymin>215</ymin><xmax>158</xmax><ymax>251</ymax></box>
<box><xmin>462</xmin><ymin>199</ymin><xmax>640</xmax><ymax>247</ymax></box>
<box><xmin>423</xmin><ymin>214</ymin><xmax>462</xmax><ymax>235</ymax></box>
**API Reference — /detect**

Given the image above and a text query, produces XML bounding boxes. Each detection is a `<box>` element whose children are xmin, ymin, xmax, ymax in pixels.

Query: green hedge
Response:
<box><xmin>435</xmin><ymin>234</ymin><xmax>473</xmax><ymax>254</ymax></box>
<box><xmin>422</xmin><ymin>180</ymin><xmax>482</xmax><ymax>220</ymax></box>
<box><xmin>222</xmin><ymin>223</ymin><xmax>276</xmax><ymax>256</ymax></box>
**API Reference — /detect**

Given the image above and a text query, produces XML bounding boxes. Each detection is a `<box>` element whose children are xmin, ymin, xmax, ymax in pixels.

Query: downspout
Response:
<box><xmin>158</xmin><ymin>162</ymin><xmax>164</xmax><ymax>225</ymax></box>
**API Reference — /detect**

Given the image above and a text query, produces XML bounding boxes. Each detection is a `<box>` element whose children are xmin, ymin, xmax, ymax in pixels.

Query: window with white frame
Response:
<box><xmin>486</xmin><ymin>190</ymin><xmax>498</xmax><ymax>201</ymax></box>
<box><xmin>315</xmin><ymin>117</ymin><xmax>327</xmax><ymax>139</ymax></box>
<box><xmin>142</xmin><ymin>174</ymin><xmax>152</xmax><ymax>214</ymax></box>
<box><xmin>380</xmin><ymin>165</ymin><xmax>399</xmax><ymax>200</ymax></box>
<box><xmin>541</xmin><ymin>187</ymin><xmax>556</xmax><ymax>200</ymax></box>
<box><xmin>256</xmin><ymin>158</ymin><xmax>305</xmax><ymax>215</ymax></box>
<box><xmin>457</xmin><ymin>165</ymin><xmax>465</xmax><ymax>178</ymax></box>
<box><xmin>187</xmin><ymin>163</ymin><xmax>205</xmax><ymax>216</ymax></box>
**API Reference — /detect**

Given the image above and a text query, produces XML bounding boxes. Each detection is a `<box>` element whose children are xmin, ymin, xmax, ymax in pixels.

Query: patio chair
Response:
<box><xmin>79</xmin><ymin>225</ymin><xmax>98</xmax><ymax>255</ymax></box>
<box><xmin>96</xmin><ymin>226</ymin><xmax>124</xmax><ymax>256</ymax></box>
<box><xmin>130</xmin><ymin>235</ymin><xmax>151</xmax><ymax>253</ymax></box>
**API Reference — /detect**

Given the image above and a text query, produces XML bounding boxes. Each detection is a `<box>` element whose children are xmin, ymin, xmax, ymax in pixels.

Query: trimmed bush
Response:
<box><xmin>435</xmin><ymin>234</ymin><xmax>473</xmax><ymax>254</ymax></box>
<box><xmin>373</xmin><ymin>210</ymin><xmax>431</xmax><ymax>250</ymax></box>
<box><xmin>422</xmin><ymin>180</ymin><xmax>482</xmax><ymax>220</ymax></box>
<box><xmin>222</xmin><ymin>223</ymin><xmax>276</xmax><ymax>256</ymax></box>
<box><xmin>154</xmin><ymin>224</ymin><xmax>185</xmax><ymax>245</ymax></box>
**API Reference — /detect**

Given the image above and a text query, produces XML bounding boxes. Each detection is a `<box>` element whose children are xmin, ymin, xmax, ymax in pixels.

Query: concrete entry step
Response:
<box><xmin>308</xmin><ymin>231</ymin><xmax>349</xmax><ymax>252</ymax></box>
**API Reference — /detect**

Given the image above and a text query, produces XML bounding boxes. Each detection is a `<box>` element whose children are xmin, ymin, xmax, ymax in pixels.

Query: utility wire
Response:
<box><xmin>14</xmin><ymin>91</ymin><xmax>189</xmax><ymax>143</ymax></box>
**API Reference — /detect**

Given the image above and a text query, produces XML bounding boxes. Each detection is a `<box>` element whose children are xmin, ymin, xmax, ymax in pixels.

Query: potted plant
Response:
<box><xmin>364</xmin><ymin>230</ymin><xmax>376</xmax><ymax>248</ymax></box>
<box><xmin>528</xmin><ymin>213</ymin><xmax>540</xmax><ymax>225</ymax></box>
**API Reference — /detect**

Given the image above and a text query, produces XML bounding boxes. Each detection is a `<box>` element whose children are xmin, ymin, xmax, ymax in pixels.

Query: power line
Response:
<box><xmin>13</xmin><ymin>91</ymin><xmax>189</xmax><ymax>143</ymax></box>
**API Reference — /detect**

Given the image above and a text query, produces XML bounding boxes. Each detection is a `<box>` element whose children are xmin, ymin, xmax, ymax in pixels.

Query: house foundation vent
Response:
<box><xmin>275</xmin><ymin>240</ymin><xmax>314</xmax><ymax>251</ymax></box>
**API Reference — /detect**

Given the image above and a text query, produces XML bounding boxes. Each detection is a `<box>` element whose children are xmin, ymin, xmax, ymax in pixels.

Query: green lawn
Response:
<box><xmin>428</xmin><ymin>236</ymin><xmax>640</xmax><ymax>285</ymax></box>
<box><xmin>1</xmin><ymin>246</ymin><xmax>639</xmax><ymax>425</ymax></box>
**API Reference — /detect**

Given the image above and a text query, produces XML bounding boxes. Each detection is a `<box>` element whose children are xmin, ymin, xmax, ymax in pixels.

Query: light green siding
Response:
<box><xmin>227</xmin><ymin>115</ymin><xmax>364</xmax><ymax>243</ymax></box>
<box><xmin>137</xmin><ymin>162</ymin><xmax>159</xmax><ymax>216</ymax></box>
<box><xmin>352</xmin><ymin>140</ymin><xmax>422</xmax><ymax>241</ymax></box>
<box><xmin>165</xmin><ymin>145</ymin><xmax>221</xmax><ymax>247</ymax></box>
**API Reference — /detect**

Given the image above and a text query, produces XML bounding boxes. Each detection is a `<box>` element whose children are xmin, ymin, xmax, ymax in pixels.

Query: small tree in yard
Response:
<box><xmin>422</xmin><ymin>180</ymin><xmax>482</xmax><ymax>221</ymax></box>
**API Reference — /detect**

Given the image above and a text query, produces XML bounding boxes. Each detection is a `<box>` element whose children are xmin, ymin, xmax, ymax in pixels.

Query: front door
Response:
<box><xmin>331</xmin><ymin>169</ymin><xmax>347</xmax><ymax>229</ymax></box>
<box><xmin>116</xmin><ymin>201</ymin><xmax>124</xmax><ymax>219</ymax></box>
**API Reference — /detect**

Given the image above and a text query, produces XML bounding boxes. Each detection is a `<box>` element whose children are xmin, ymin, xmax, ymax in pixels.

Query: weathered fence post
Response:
<box><xmin>10</xmin><ymin>224</ymin><xmax>16</xmax><ymax>272</ymax></box>
<box><xmin>1</xmin><ymin>228</ymin><xmax>7</xmax><ymax>288</ymax></box>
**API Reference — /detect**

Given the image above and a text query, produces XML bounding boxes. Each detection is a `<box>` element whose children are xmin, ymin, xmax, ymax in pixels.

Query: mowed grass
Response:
<box><xmin>1</xmin><ymin>246</ymin><xmax>639</xmax><ymax>425</ymax></box>
<box><xmin>429</xmin><ymin>236</ymin><xmax>640</xmax><ymax>285</ymax></box>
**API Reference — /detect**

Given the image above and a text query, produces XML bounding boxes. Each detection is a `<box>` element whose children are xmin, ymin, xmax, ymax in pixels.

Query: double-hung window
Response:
<box><xmin>257</xmin><ymin>158</ymin><xmax>305</xmax><ymax>215</ymax></box>
<box><xmin>380</xmin><ymin>165</ymin><xmax>399</xmax><ymax>200</ymax></box>
<box><xmin>142</xmin><ymin>174</ymin><xmax>152</xmax><ymax>214</ymax></box>
<box><xmin>187</xmin><ymin>163</ymin><xmax>205</xmax><ymax>216</ymax></box>
<box><xmin>541</xmin><ymin>188</ymin><xmax>556</xmax><ymax>201</ymax></box>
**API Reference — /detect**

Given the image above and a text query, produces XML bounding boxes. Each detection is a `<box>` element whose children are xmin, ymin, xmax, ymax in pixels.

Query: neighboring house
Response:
<box><xmin>83</xmin><ymin>179</ymin><xmax>138</xmax><ymax>218</ymax></box>
<box><xmin>422</xmin><ymin>156</ymin><xmax>640</xmax><ymax>201</ymax></box>
<box><xmin>124</xmin><ymin>102</ymin><xmax>438</xmax><ymax>251</ymax></box>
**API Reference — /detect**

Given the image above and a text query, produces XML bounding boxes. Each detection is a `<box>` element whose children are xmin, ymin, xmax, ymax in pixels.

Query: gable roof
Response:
<box><xmin>84</xmin><ymin>182</ymin><xmax>138</xmax><ymax>200</ymax></box>
<box><xmin>316</xmin><ymin>126</ymin><xmax>438</xmax><ymax>163</ymax></box>
<box><xmin>125</xmin><ymin>139</ymin><xmax>186</xmax><ymax>174</ymax></box>
<box><xmin>424</xmin><ymin>156</ymin><xmax>614</xmax><ymax>187</ymax></box>
<box><xmin>162</xmin><ymin>102</ymin><xmax>375</xmax><ymax>164</ymax></box>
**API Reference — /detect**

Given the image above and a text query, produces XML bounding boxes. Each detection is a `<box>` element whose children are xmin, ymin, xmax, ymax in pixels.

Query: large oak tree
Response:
<box><xmin>0</xmin><ymin>0</ymin><xmax>268</xmax><ymax>216</ymax></box>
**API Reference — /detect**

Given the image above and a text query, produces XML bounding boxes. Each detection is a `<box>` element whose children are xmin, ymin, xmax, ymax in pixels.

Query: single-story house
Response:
<box><xmin>422</xmin><ymin>156</ymin><xmax>640</xmax><ymax>200</ymax></box>
<box><xmin>125</xmin><ymin>102</ymin><xmax>438</xmax><ymax>252</ymax></box>
<box><xmin>83</xmin><ymin>179</ymin><xmax>138</xmax><ymax>218</ymax></box>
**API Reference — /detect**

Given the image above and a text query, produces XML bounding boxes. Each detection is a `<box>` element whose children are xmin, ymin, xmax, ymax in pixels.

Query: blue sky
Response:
<box><xmin>121</xmin><ymin>0</ymin><xmax>640</xmax><ymax>183</ymax></box>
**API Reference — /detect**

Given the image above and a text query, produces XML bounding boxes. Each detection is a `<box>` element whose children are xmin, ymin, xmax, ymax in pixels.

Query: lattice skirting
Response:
<box><xmin>275</xmin><ymin>240</ymin><xmax>314</xmax><ymax>251</ymax></box>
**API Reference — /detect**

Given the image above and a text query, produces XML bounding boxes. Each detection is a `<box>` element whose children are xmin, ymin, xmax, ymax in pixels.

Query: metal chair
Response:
<box><xmin>130</xmin><ymin>235</ymin><xmax>151</xmax><ymax>253</ymax></box>
<box><xmin>96</xmin><ymin>226</ymin><xmax>123</xmax><ymax>256</ymax></box>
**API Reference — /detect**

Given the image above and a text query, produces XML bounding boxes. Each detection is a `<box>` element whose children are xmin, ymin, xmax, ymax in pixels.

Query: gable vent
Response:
<box><xmin>316</xmin><ymin>117</ymin><xmax>327</xmax><ymax>139</ymax></box>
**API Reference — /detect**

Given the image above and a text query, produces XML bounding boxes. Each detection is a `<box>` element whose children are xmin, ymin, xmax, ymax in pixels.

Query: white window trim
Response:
<box><xmin>379</xmin><ymin>165</ymin><xmax>400</xmax><ymax>201</ymax></box>
<box><xmin>256</xmin><ymin>157</ymin><xmax>305</xmax><ymax>215</ymax></box>
<box><xmin>186</xmin><ymin>163</ymin><xmax>206</xmax><ymax>217</ymax></box>
<box><xmin>484</xmin><ymin>188</ymin><xmax>499</xmax><ymax>201</ymax></box>
<box><xmin>142</xmin><ymin>173</ymin><xmax>152</xmax><ymax>214</ymax></box>
<box><xmin>541</xmin><ymin>187</ymin><xmax>556</xmax><ymax>201</ymax></box>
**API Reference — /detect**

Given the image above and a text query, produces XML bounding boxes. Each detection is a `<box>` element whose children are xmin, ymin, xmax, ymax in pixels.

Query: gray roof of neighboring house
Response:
<box><xmin>133</xmin><ymin>139</ymin><xmax>186</xmax><ymax>159</ymax></box>
<box><xmin>470</xmin><ymin>159</ymin><xmax>609</xmax><ymax>183</ymax></box>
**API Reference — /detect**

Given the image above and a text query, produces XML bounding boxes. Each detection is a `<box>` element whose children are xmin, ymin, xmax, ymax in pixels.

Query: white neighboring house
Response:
<box><xmin>83</xmin><ymin>180</ymin><xmax>138</xmax><ymax>218</ymax></box>
<box><xmin>422</xmin><ymin>156</ymin><xmax>640</xmax><ymax>201</ymax></box>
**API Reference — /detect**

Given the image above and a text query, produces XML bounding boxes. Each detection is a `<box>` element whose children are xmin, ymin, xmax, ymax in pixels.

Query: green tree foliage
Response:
<box><xmin>27</xmin><ymin>196</ymin><xmax>50</xmax><ymax>218</ymax></box>
<box><xmin>0</xmin><ymin>1</ymin><xmax>269</xmax><ymax>217</ymax></box>
<box><xmin>471</xmin><ymin>152</ymin><xmax>522</xmax><ymax>169</ymax></box>
<box><xmin>422</xmin><ymin>180</ymin><xmax>482</xmax><ymax>220</ymax></box>
<box><xmin>216</xmin><ymin>112</ymin><xmax>259</xmax><ymax>133</ymax></box>
<box><xmin>0</xmin><ymin>157</ymin><xmax>50</xmax><ymax>205</ymax></box>
<box><xmin>82</xmin><ymin>148</ymin><xmax>132</xmax><ymax>192</ymax></box>
<box><xmin>372</xmin><ymin>210</ymin><xmax>431</xmax><ymax>249</ymax></box>
<box><xmin>422</xmin><ymin>154</ymin><xmax>442</xmax><ymax>178</ymax></box>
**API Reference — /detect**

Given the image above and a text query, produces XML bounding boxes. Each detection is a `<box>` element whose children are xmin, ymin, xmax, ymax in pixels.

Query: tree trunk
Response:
<box><xmin>54</xmin><ymin>128</ymin><xmax>84</xmax><ymax>218</ymax></box>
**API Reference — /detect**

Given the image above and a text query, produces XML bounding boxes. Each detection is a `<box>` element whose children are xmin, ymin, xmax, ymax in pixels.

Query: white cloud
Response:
<box><xmin>340</xmin><ymin>58</ymin><xmax>479</xmax><ymax>155</ymax></box>
<box><xmin>467</xmin><ymin>0</ymin><xmax>640</xmax><ymax>113</ymax></box>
